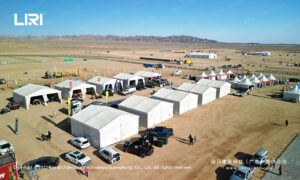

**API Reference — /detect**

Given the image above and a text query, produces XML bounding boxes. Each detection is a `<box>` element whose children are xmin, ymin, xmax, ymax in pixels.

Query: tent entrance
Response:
<box><xmin>72</xmin><ymin>90</ymin><xmax>82</xmax><ymax>98</ymax></box>
<box><xmin>30</xmin><ymin>95</ymin><xmax>44</xmax><ymax>105</ymax></box>
<box><xmin>129</xmin><ymin>80</ymin><xmax>136</xmax><ymax>87</ymax></box>
<box><xmin>137</xmin><ymin>79</ymin><xmax>144</xmax><ymax>85</ymax></box>
<box><xmin>86</xmin><ymin>87</ymin><xmax>96</xmax><ymax>95</ymax></box>
<box><xmin>47</xmin><ymin>93</ymin><xmax>60</xmax><ymax>103</ymax></box>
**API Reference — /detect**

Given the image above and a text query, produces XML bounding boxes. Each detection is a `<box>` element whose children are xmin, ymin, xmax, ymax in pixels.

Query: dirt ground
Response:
<box><xmin>0</xmin><ymin>41</ymin><xmax>299</xmax><ymax>180</ymax></box>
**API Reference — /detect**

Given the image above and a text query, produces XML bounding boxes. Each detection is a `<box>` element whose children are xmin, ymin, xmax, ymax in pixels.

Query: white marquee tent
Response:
<box><xmin>196</xmin><ymin>79</ymin><xmax>231</xmax><ymax>98</ymax></box>
<box><xmin>217</xmin><ymin>70</ymin><xmax>227</xmax><ymax>80</ymax></box>
<box><xmin>113</xmin><ymin>73</ymin><xmax>145</xmax><ymax>89</ymax></box>
<box><xmin>134</xmin><ymin>71</ymin><xmax>161</xmax><ymax>83</ymax></box>
<box><xmin>195</xmin><ymin>72</ymin><xmax>208</xmax><ymax>81</ymax></box>
<box><xmin>13</xmin><ymin>84</ymin><xmax>62</xmax><ymax>110</ymax></box>
<box><xmin>176</xmin><ymin>83</ymin><xmax>217</xmax><ymax>105</ymax></box>
<box><xmin>71</xmin><ymin>105</ymin><xmax>139</xmax><ymax>148</ymax></box>
<box><xmin>238</xmin><ymin>78</ymin><xmax>253</xmax><ymax>89</ymax></box>
<box><xmin>119</xmin><ymin>95</ymin><xmax>173</xmax><ymax>128</ymax></box>
<box><xmin>186</xmin><ymin>52</ymin><xmax>217</xmax><ymax>59</ymax></box>
<box><xmin>87</xmin><ymin>76</ymin><xmax>117</xmax><ymax>94</ymax></box>
<box><xmin>55</xmin><ymin>80</ymin><xmax>96</xmax><ymax>99</ymax></box>
<box><xmin>208</xmin><ymin>70</ymin><xmax>218</xmax><ymax>80</ymax></box>
<box><xmin>152</xmin><ymin>88</ymin><xmax>198</xmax><ymax>114</ymax></box>
<box><xmin>283</xmin><ymin>85</ymin><xmax>300</xmax><ymax>102</ymax></box>
<box><xmin>229</xmin><ymin>76</ymin><xmax>241</xmax><ymax>89</ymax></box>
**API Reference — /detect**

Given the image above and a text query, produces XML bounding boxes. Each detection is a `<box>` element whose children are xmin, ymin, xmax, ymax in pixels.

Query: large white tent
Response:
<box><xmin>87</xmin><ymin>76</ymin><xmax>117</xmax><ymax>94</ymax></box>
<box><xmin>283</xmin><ymin>85</ymin><xmax>300</xmax><ymax>102</ymax></box>
<box><xmin>176</xmin><ymin>83</ymin><xmax>216</xmax><ymax>105</ymax></box>
<box><xmin>13</xmin><ymin>84</ymin><xmax>62</xmax><ymax>110</ymax></box>
<box><xmin>134</xmin><ymin>71</ymin><xmax>161</xmax><ymax>83</ymax></box>
<box><xmin>196</xmin><ymin>79</ymin><xmax>231</xmax><ymax>98</ymax></box>
<box><xmin>113</xmin><ymin>73</ymin><xmax>145</xmax><ymax>89</ymax></box>
<box><xmin>119</xmin><ymin>95</ymin><xmax>173</xmax><ymax>128</ymax></box>
<box><xmin>195</xmin><ymin>72</ymin><xmax>208</xmax><ymax>81</ymax></box>
<box><xmin>55</xmin><ymin>80</ymin><xmax>96</xmax><ymax>99</ymax></box>
<box><xmin>152</xmin><ymin>88</ymin><xmax>198</xmax><ymax>114</ymax></box>
<box><xmin>71</xmin><ymin>105</ymin><xmax>139</xmax><ymax>148</ymax></box>
<box><xmin>186</xmin><ymin>52</ymin><xmax>217</xmax><ymax>59</ymax></box>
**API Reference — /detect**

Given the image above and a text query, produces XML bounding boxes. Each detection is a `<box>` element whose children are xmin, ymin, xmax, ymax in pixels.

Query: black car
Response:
<box><xmin>23</xmin><ymin>156</ymin><xmax>60</xmax><ymax>170</ymax></box>
<box><xmin>289</xmin><ymin>78</ymin><xmax>300</xmax><ymax>82</ymax></box>
<box><xmin>139</xmin><ymin>134</ymin><xmax>168</xmax><ymax>147</ymax></box>
<box><xmin>146</xmin><ymin>126</ymin><xmax>174</xmax><ymax>137</ymax></box>
<box><xmin>145</xmin><ymin>83</ymin><xmax>154</xmax><ymax>88</ymax></box>
<box><xmin>0</xmin><ymin>79</ymin><xmax>6</xmax><ymax>84</ymax></box>
<box><xmin>123</xmin><ymin>140</ymin><xmax>154</xmax><ymax>158</ymax></box>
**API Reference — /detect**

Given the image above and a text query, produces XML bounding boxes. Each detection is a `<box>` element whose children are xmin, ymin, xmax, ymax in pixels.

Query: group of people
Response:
<box><xmin>188</xmin><ymin>134</ymin><xmax>196</xmax><ymax>145</ymax></box>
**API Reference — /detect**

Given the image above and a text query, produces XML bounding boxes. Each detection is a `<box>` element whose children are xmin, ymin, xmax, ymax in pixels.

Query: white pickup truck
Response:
<box><xmin>120</xmin><ymin>87</ymin><xmax>136</xmax><ymax>95</ymax></box>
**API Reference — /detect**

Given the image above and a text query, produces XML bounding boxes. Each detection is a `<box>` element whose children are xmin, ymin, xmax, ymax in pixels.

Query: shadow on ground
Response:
<box><xmin>215</xmin><ymin>165</ymin><xmax>235</xmax><ymax>180</ymax></box>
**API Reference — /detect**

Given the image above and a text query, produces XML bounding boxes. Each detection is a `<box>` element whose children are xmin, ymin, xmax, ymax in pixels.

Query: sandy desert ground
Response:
<box><xmin>0</xmin><ymin>41</ymin><xmax>299</xmax><ymax>180</ymax></box>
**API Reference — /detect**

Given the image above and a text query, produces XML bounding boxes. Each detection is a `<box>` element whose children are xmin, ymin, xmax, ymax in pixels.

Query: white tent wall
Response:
<box><xmin>119</xmin><ymin>106</ymin><xmax>149</xmax><ymax>128</ymax></box>
<box><xmin>12</xmin><ymin>92</ymin><xmax>27</xmax><ymax>109</ymax></box>
<box><xmin>283</xmin><ymin>93</ymin><xmax>300</xmax><ymax>102</ymax></box>
<box><xmin>161</xmin><ymin>102</ymin><xmax>173</xmax><ymax>123</ymax></box>
<box><xmin>148</xmin><ymin>104</ymin><xmax>162</xmax><ymax>126</ymax></box>
<box><xmin>87</xmin><ymin>77</ymin><xmax>117</xmax><ymax>94</ymax></box>
<box><xmin>120</xmin><ymin>115</ymin><xmax>139</xmax><ymax>140</ymax></box>
<box><xmin>100</xmin><ymin>119</ymin><xmax>121</xmax><ymax>148</ymax></box>
<box><xmin>202</xmin><ymin>88</ymin><xmax>217</xmax><ymax>105</ymax></box>
<box><xmin>179</xmin><ymin>94</ymin><xmax>198</xmax><ymax>114</ymax></box>
<box><xmin>85</xmin><ymin>125</ymin><xmax>100</xmax><ymax>149</ymax></box>
<box><xmin>152</xmin><ymin>97</ymin><xmax>180</xmax><ymax>114</ymax></box>
<box><xmin>70</xmin><ymin>119</ymin><xmax>85</xmax><ymax>137</ymax></box>
<box><xmin>219</xmin><ymin>84</ymin><xmax>231</xmax><ymax>98</ymax></box>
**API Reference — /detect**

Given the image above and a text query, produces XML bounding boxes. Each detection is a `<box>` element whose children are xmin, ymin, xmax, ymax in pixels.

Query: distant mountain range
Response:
<box><xmin>0</xmin><ymin>35</ymin><xmax>218</xmax><ymax>44</ymax></box>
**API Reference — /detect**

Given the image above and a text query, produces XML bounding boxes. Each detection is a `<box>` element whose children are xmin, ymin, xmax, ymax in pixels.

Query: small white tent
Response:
<box><xmin>13</xmin><ymin>84</ymin><xmax>62</xmax><ymax>110</ymax></box>
<box><xmin>283</xmin><ymin>85</ymin><xmax>300</xmax><ymax>102</ymax></box>
<box><xmin>134</xmin><ymin>71</ymin><xmax>161</xmax><ymax>83</ymax></box>
<box><xmin>238</xmin><ymin>78</ymin><xmax>253</xmax><ymax>89</ymax></box>
<box><xmin>55</xmin><ymin>80</ymin><xmax>96</xmax><ymax>99</ymax></box>
<box><xmin>152</xmin><ymin>88</ymin><xmax>198</xmax><ymax>114</ymax></box>
<box><xmin>250</xmin><ymin>76</ymin><xmax>262</xmax><ymax>88</ymax></box>
<box><xmin>229</xmin><ymin>76</ymin><xmax>241</xmax><ymax>89</ymax></box>
<box><xmin>208</xmin><ymin>70</ymin><xmax>218</xmax><ymax>80</ymax></box>
<box><xmin>258</xmin><ymin>75</ymin><xmax>269</xmax><ymax>87</ymax></box>
<box><xmin>195</xmin><ymin>72</ymin><xmax>208</xmax><ymax>81</ymax></box>
<box><xmin>196</xmin><ymin>79</ymin><xmax>231</xmax><ymax>98</ymax></box>
<box><xmin>176</xmin><ymin>83</ymin><xmax>216</xmax><ymax>105</ymax></box>
<box><xmin>119</xmin><ymin>95</ymin><xmax>173</xmax><ymax>128</ymax></box>
<box><xmin>87</xmin><ymin>76</ymin><xmax>117</xmax><ymax>94</ymax></box>
<box><xmin>217</xmin><ymin>70</ymin><xmax>227</xmax><ymax>80</ymax></box>
<box><xmin>113</xmin><ymin>73</ymin><xmax>145</xmax><ymax>89</ymax></box>
<box><xmin>71</xmin><ymin>105</ymin><xmax>139</xmax><ymax>148</ymax></box>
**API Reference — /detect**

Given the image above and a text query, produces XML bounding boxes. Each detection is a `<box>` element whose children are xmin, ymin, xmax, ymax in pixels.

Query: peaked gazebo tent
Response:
<box><xmin>283</xmin><ymin>85</ymin><xmax>300</xmax><ymax>102</ymax></box>
<box><xmin>229</xmin><ymin>76</ymin><xmax>241</xmax><ymax>89</ymax></box>
<box><xmin>240</xmin><ymin>75</ymin><xmax>247</xmax><ymax>82</ymax></box>
<box><xmin>217</xmin><ymin>70</ymin><xmax>227</xmax><ymax>80</ymax></box>
<box><xmin>258</xmin><ymin>75</ymin><xmax>269</xmax><ymax>87</ymax></box>
<box><xmin>71</xmin><ymin>105</ymin><xmax>139</xmax><ymax>148</ymax></box>
<box><xmin>267</xmin><ymin>74</ymin><xmax>277</xmax><ymax>86</ymax></box>
<box><xmin>55</xmin><ymin>80</ymin><xmax>96</xmax><ymax>99</ymax></box>
<box><xmin>176</xmin><ymin>83</ymin><xmax>217</xmax><ymax>105</ymax></box>
<box><xmin>208</xmin><ymin>70</ymin><xmax>218</xmax><ymax>80</ymax></box>
<box><xmin>134</xmin><ymin>71</ymin><xmax>161</xmax><ymax>83</ymax></box>
<box><xmin>250</xmin><ymin>76</ymin><xmax>262</xmax><ymax>88</ymax></box>
<box><xmin>196</xmin><ymin>79</ymin><xmax>231</xmax><ymax>98</ymax></box>
<box><xmin>113</xmin><ymin>73</ymin><xmax>145</xmax><ymax>89</ymax></box>
<box><xmin>238</xmin><ymin>78</ymin><xmax>253</xmax><ymax>89</ymax></box>
<box><xmin>87</xmin><ymin>76</ymin><xmax>117</xmax><ymax>94</ymax></box>
<box><xmin>152</xmin><ymin>88</ymin><xmax>198</xmax><ymax>114</ymax></box>
<box><xmin>119</xmin><ymin>95</ymin><xmax>173</xmax><ymax>128</ymax></box>
<box><xmin>13</xmin><ymin>84</ymin><xmax>62</xmax><ymax>110</ymax></box>
<box><xmin>226</xmin><ymin>69</ymin><xmax>235</xmax><ymax>79</ymax></box>
<box><xmin>195</xmin><ymin>72</ymin><xmax>209</xmax><ymax>81</ymax></box>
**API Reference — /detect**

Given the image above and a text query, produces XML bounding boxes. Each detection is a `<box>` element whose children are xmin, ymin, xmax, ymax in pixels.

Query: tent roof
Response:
<box><xmin>152</xmin><ymin>88</ymin><xmax>192</xmax><ymax>102</ymax></box>
<box><xmin>87</xmin><ymin>76</ymin><xmax>116</xmax><ymax>85</ymax></box>
<box><xmin>217</xmin><ymin>70</ymin><xmax>226</xmax><ymax>75</ymax></box>
<box><xmin>250</xmin><ymin>74</ymin><xmax>256</xmax><ymax>79</ymax></box>
<box><xmin>226</xmin><ymin>69</ymin><xmax>234</xmax><ymax>74</ymax></box>
<box><xmin>250</xmin><ymin>76</ymin><xmax>262</xmax><ymax>84</ymax></box>
<box><xmin>257</xmin><ymin>73</ymin><xmax>264</xmax><ymax>78</ymax></box>
<box><xmin>13</xmin><ymin>83</ymin><xmax>61</xmax><ymax>97</ymax></box>
<box><xmin>268</xmin><ymin>74</ymin><xmax>276</xmax><ymax>81</ymax></box>
<box><xmin>196</xmin><ymin>72</ymin><xmax>208</xmax><ymax>78</ymax></box>
<box><xmin>134</xmin><ymin>71</ymin><xmax>161</xmax><ymax>78</ymax></box>
<box><xmin>258</xmin><ymin>75</ymin><xmax>269</xmax><ymax>82</ymax></box>
<box><xmin>240</xmin><ymin>78</ymin><xmax>253</xmax><ymax>86</ymax></box>
<box><xmin>197</xmin><ymin>79</ymin><xmax>230</xmax><ymax>88</ymax></box>
<box><xmin>71</xmin><ymin>105</ymin><xmax>137</xmax><ymax>129</ymax></box>
<box><xmin>177</xmin><ymin>83</ymin><xmax>214</xmax><ymax>94</ymax></box>
<box><xmin>208</xmin><ymin>70</ymin><xmax>217</xmax><ymax>76</ymax></box>
<box><xmin>285</xmin><ymin>85</ymin><xmax>300</xmax><ymax>94</ymax></box>
<box><xmin>56</xmin><ymin>80</ymin><xmax>95</xmax><ymax>89</ymax></box>
<box><xmin>119</xmin><ymin>95</ymin><xmax>170</xmax><ymax>113</ymax></box>
<box><xmin>188</xmin><ymin>52</ymin><xmax>217</xmax><ymax>56</ymax></box>
<box><xmin>229</xmin><ymin>76</ymin><xmax>240</xmax><ymax>83</ymax></box>
<box><xmin>113</xmin><ymin>73</ymin><xmax>142</xmax><ymax>80</ymax></box>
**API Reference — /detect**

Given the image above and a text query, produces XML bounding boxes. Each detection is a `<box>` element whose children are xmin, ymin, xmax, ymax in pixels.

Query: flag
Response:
<box><xmin>98</xmin><ymin>77</ymin><xmax>101</xmax><ymax>82</ymax></box>
<box><xmin>15</xmin><ymin>80</ymin><xmax>18</xmax><ymax>86</ymax></box>
<box><xmin>69</xmin><ymin>81</ymin><xmax>72</xmax><ymax>91</ymax></box>
<box><xmin>150</xmin><ymin>75</ymin><xmax>153</xmax><ymax>82</ymax></box>
<box><xmin>7</xmin><ymin>74</ymin><xmax>10</xmax><ymax>80</ymax></box>
<box><xmin>5</xmin><ymin>81</ymin><xmax>8</xmax><ymax>87</ymax></box>
<box><xmin>35</xmin><ymin>77</ymin><xmax>38</xmax><ymax>84</ymax></box>
<box><xmin>286</xmin><ymin>80</ymin><xmax>290</xmax><ymax>86</ymax></box>
<box><xmin>51</xmin><ymin>78</ymin><xmax>54</xmax><ymax>87</ymax></box>
<box><xmin>298</xmin><ymin>81</ymin><xmax>299</xmax><ymax>95</ymax></box>
<box><xmin>81</xmin><ymin>76</ymin><xmax>84</xmax><ymax>82</ymax></box>
<box><xmin>170</xmin><ymin>80</ymin><xmax>172</xmax><ymax>89</ymax></box>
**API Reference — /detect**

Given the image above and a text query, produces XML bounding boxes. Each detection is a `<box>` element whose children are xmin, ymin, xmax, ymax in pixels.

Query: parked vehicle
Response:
<box><xmin>156</xmin><ymin>64</ymin><xmax>165</xmax><ymax>69</ymax></box>
<box><xmin>23</xmin><ymin>156</ymin><xmax>60</xmax><ymax>170</ymax></box>
<box><xmin>0</xmin><ymin>108</ymin><xmax>10</xmax><ymax>114</ymax></box>
<box><xmin>145</xmin><ymin>83</ymin><xmax>154</xmax><ymax>88</ymax></box>
<box><xmin>136</xmin><ymin>84</ymin><xmax>146</xmax><ymax>91</ymax></box>
<box><xmin>32</xmin><ymin>99</ymin><xmax>42</xmax><ymax>105</ymax></box>
<box><xmin>98</xmin><ymin>147</ymin><xmax>121</xmax><ymax>164</ymax></box>
<box><xmin>143</xmin><ymin>64</ymin><xmax>155</xmax><ymax>68</ymax></box>
<box><xmin>139</xmin><ymin>134</ymin><xmax>168</xmax><ymax>147</ymax></box>
<box><xmin>230</xmin><ymin>165</ymin><xmax>254</xmax><ymax>180</ymax></box>
<box><xmin>120</xmin><ymin>87</ymin><xmax>136</xmax><ymax>95</ymax></box>
<box><xmin>173</xmin><ymin>70</ymin><xmax>182</xmax><ymax>76</ymax></box>
<box><xmin>70</xmin><ymin>137</ymin><xmax>90</xmax><ymax>149</ymax></box>
<box><xmin>250</xmin><ymin>149</ymin><xmax>268</xmax><ymax>167</ymax></box>
<box><xmin>71</xmin><ymin>99</ymin><xmax>82</xmax><ymax>115</ymax></box>
<box><xmin>0</xmin><ymin>140</ymin><xmax>14</xmax><ymax>155</ymax></box>
<box><xmin>6</xmin><ymin>101</ymin><xmax>20</xmax><ymax>110</ymax></box>
<box><xmin>123</xmin><ymin>140</ymin><xmax>154</xmax><ymax>158</ymax></box>
<box><xmin>232</xmin><ymin>89</ymin><xmax>249</xmax><ymax>97</ymax></box>
<box><xmin>65</xmin><ymin>150</ymin><xmax>91</xmax><ymax>166</ymax></box>
<box><xmin>146</xmin><ymin>126</ymin><xmax>174</xmax><ymax>137</ymax></box>
<box><xmin>0</xmin><ymin>79</ymin><xmax>6</xmax><ymax>84</ymax></box>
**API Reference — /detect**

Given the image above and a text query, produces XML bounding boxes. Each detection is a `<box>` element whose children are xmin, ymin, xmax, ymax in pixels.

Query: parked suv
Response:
<box><xmin>70</xmin><ymin>137</ymin><xmax>90</xmax><ymax>149</ymax></box>
<box><xmin>0</xmin><ymin>140</ymin><xmax>14</xmax><ymax>155</ymax></box>
<box><xmin>146</xmin><ymin>126</ymin><xmax>173</xmax><ymax>137</ymax></box>
<box><xmin>231</xmin><ymin>165</ymin><xmax>254</xmax><ymax>180</ymax></box>
<box><xmin>250</xmin><ymin>149</ymin><xmax>268</xmax><ymax>167</ymax></box>
<box><xmin>98</xmin><ymin>147</ymin><xmax>121</xmax><ymax>164</ymax></box>
<box><xmin>65</xmin><ymin>150</ymin><xmax>91</xmax><ymax>166</ymax></box>
<box><xmin>6</xmin><ymin>101</ymin><xmax>20</xmax><ymax>110</ymax></box>
<box><xmin>123</xmin><ymin>140</ymin><xmax>154</xmax><ymax>158</ymax></box>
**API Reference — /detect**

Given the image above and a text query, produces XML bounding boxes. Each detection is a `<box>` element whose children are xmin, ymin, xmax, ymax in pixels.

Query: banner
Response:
<box><xmin>51</xmin><ymin>78</ymin><xmax>54</xmax><ymax>87</ymax></box>
<box><xmin>69</xmin><ymin>81</ymin><xmax>72</xmax><ymax>91</ymax></box>
<box><xmin>5</xmin><ymin>81</ymin><xmax>8</xmax><ymax>87</ymax></box>
<box><xmin>98</xmin><ymin>77</ymin><xmax>101</xmax><ymax>82</ymax></box>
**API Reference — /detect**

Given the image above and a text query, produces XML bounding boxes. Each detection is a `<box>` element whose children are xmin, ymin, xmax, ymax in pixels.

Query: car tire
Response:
<box><xmin>66</xmin><ymin>158</ymin><xmax>70</xmax><ymax>162</ymax></box>
<box><xmin>140</xmin><ymin>153</ymin><xmax>145</xmax><ymax>158</ymax></box>
<box><xmin>77</xmin><ymin>163</ymin><xmax>82</xmax><ymax>167</ymax></box>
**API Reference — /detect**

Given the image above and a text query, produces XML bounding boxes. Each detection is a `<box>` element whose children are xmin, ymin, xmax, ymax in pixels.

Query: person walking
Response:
<box><xmin>84</xmin><ymin>166</ymin><xmax>89</xmax><ymax>177</ymax></box>
<box><xmin>271</xmin><ymin>158</ymin><xmax>276</xmax><ymax>168</ymax></box>
<box><xmin>188</xmin><ymin>134</ymin><xmax>193</xmax><ymax>145</ymax></box>
<box><xmin>53</xmin><ymin>111</ymin><xmax>56</xmax><ymax>118</ymax></box>
<box><xmin>285</xmin><ymin>120</ymin><xmax>288</xmax><ymax>127</ymax></box>
<box><xmin>278</xmin><ymin>165</ymin><xmax>283</xmax><ymax>176</ymax></box>
<box><xmin>194</xmin><ymin>136</ymin><xmax>197</xmax><ymax>144</ymax></box>
<box><xmin>48</xmin><ymin>131</ymin><xmax>52</xmax><ymax>141</ymax></box>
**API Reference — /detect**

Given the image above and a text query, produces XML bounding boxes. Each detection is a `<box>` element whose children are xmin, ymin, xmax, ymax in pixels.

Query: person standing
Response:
<box><xmin>84</xmin><ymin>166</ymin><xmax>89</xmax><ymax>177</ymax></box>
<box><xmin>278</xmin><ymin>165</ymin><xmax>283</xmax><ymax>176</ymax></box>
<box><xmin>194</xmin><ymin>136</ymin><xmax>197</xmax><ymax>144</ymax></box>
<box><xmin>189</xmin><ymin>134</ymin><xmax>193</xmax><ymax>145</ymax></box>
<box><xmin>271</xmin><ymin>158</ymin><xmax>276</xmax><ymax>168</ymax></box>
<box><xmin>285</xmin><ymin>120</ymin><xmax>288</xmax><ymax>127</ymax></box>
<box><xmin>53</xmin><ymin>111</ymin><xmax>56</xmax><ymax>118</ymax></box>
<box><xmin>48</xmin><ymin>131</ymin><xmax>52</xmax><ymax>141</ymax></box>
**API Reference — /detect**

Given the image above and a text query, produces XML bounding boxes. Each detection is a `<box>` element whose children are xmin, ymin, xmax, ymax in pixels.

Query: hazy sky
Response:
<box><xmin>0</xmin><ymin>0</ymin><xmax>299</xmax><ymax>44</ymax></box>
